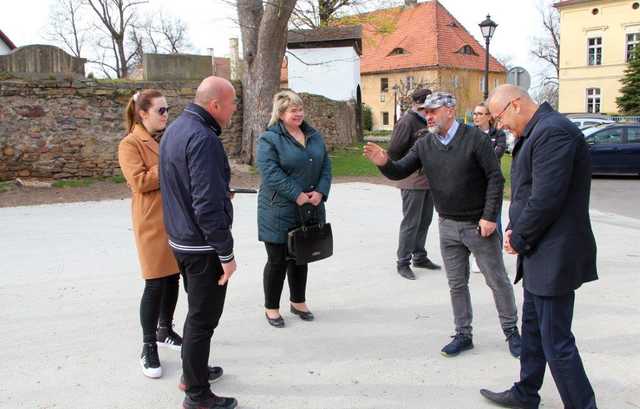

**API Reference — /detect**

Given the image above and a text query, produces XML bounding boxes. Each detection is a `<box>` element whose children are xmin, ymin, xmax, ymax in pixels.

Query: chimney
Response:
<box><xmin>229</xmin><ymin>38</ymin><xmax>240</xmax><ymax>81</ymax></box>
<box><xmin>404</xmin><ymin>0</ymin><xmax>418</xmax><ymax>6</ymax></box>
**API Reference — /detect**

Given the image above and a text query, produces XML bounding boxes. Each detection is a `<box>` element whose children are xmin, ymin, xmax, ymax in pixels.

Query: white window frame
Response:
<box><xmin>627</xmin><ymin>32</ymin><xmax>640</xmax><ymax>62</ymax></box>
<box><xmin>587</xmin><ymin>37</ymin><xmax>602</xmax><ymax>66</ymax></box>
<box><xmin>586</xmin><ymin>88</ymin><xmax>601</xmax><ymax>113</ymax></box>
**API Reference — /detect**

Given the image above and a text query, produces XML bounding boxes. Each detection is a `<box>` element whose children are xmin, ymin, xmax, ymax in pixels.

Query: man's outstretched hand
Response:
<box><xmin>363</xmin><ymin>142</ymin><xmax>390</xmax><ymax>167</ymax></box>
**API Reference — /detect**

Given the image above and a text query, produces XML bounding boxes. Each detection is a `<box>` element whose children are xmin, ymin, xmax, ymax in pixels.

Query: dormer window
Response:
<box><xmin>456</xmin><ymin>45</ymin><xmax>478</xmax><ymax>56</ymax></box>
<box><xmin>389</xmin><ymin>47</ymin><xmax>407</xmax><ymax>56</ymax></box>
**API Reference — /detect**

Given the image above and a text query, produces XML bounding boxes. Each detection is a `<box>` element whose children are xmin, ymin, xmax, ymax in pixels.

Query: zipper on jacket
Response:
<box><xmin>271</xmin><ymin>191</ymin><xmax>278</xmax><ymax>202</ymax></box>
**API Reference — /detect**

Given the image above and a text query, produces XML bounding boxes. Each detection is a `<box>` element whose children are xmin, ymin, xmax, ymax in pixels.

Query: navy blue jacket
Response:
<box><xmin>159</xmin><ymin>103</ymin><xmax>234</xmax><ymax>263</ymax></box>
<box><xmin>256</xmin><ymin>121</ymin><xmax>332</xmax><ymax>244</ymax></box>
<box><xmin>509</xmin><ymin>102</ymin><xmax>598</xmax><ymax>296</ymax></box>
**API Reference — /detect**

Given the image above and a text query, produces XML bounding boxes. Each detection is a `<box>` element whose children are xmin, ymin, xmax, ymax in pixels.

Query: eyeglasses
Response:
<box><xmin>472</xmin><ymin>112</ymin><xmax>490</xmax><ymax>116</ymax></box>
<box><xmin>493</xmin><ymin>98</ymin><xmax>519</xmax><ymax>126</ymax></box>
<box><xmin>157</xmin><ymin>107</ymin><xmax>169</xmax><ymax>115</ymax></box>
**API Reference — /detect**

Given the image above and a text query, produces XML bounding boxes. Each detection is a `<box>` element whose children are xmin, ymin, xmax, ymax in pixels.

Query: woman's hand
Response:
<box><xmin>363</xmin><ymin>142</ymin><xmax>389</xmax><ymax>167</ymax></box>
<box><xmin>307</xmin><ymin>191</ymin><xmax>323</xmax><ymax>206</ymax></box>
<box><xmin>296</xmin><ymin>192</ymin><xmax>310</xmax><ymax>206</ymax></box>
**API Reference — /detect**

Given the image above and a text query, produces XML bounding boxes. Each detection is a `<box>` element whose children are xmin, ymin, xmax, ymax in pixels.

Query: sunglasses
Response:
<box><xmin>472</xmin><ymin>112</ymin><xmax>490</xmax><ymax>116</ymax></box>
<box><xmin>157</xmin><ymin>107</ymin><xmax>170</xmax><ymax>115</ymax></box>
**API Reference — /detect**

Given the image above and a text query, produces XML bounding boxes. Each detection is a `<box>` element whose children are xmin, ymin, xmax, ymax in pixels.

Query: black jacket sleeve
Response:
<box><xmin>510</xmin><ymin>128</ymin><xmax>577</xmax><ymax>255</ymax></box>
<box><xmin>379</xmin><ymin>142</ymin><xmax>423</xmax><ymax>180</ymax></box>
<box><xmin>493</xmin><ymin>129</ymin><xmax>507</xmax><ymax>159</ymax></box>
<box><xmin>476</xmin><ymin>134</ymin><xmax>505</xmax><ymax>222</ymax></box>
<box><xmin>187</xmin><ymin>132</ymin><xmax>234</xmax><ymax>263</ymax></box>
<box><xmin>388</xmin><ymin>119</ymin><xmax>413</xmax><ymax>161</ymax></box>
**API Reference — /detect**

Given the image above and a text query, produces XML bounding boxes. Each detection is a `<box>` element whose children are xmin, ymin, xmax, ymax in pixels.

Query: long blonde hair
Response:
<box><xmin>268</xmin><ymin>90</ymin><xmax>304</xmax><ymax>127</ymax></box>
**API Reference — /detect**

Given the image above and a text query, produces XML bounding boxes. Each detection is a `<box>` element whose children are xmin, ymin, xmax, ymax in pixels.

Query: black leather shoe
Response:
<box><xmin>265</xmin><ymin>312</ymin><xmax>284</xmax><ymax>328</ymax></box>
<box><xmin>290</xmin><ymin>305</ymin><xmax>314</xmax><ymax>321</ymax></box>
<box><xmin>413</xmin><ymin>258</ymin><xmax>441</xmax><ymax>270</ymax></box>
<box><xmin>397</xmin><ymin>265</ymin><xmax>416</xmax><ymax>280</ymax></box>
<box><xmin>479</xmin><ymin>389</ymin><xmax>529</xmax><ymax>408</ymax></box>
<box><xmin>183</xmin><ymin>391</ymin><xmax>237</xmax><ymax>409</ymax></box>
<box><xmin>179</xmin><ymin>366</ymin><xmax>223</xmax><ymax>391</ymax></box>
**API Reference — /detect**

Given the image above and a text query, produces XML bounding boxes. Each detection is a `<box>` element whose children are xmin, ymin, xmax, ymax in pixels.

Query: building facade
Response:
<box><xmin>0</xmin><ymin>30</ymin><xmax>16</xmax><ymax>55</ymax></box>
<box><xmin>556</xmin><ymin>0</ymin><xmax>640</xmax><ymax>114</ymax></box>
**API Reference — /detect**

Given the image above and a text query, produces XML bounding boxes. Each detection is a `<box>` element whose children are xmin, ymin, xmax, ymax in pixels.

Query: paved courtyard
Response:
<box><xmin>0</xmin><ymin>182</ymin><xmax>638</xmax><ymax>409</ymax></box>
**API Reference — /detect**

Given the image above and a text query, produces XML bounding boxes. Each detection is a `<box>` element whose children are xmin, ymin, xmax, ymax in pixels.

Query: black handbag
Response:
<box><xmin>287</xmin><ymin>203</ymin><xmax>333</xmax><ymax>265</ymax></box>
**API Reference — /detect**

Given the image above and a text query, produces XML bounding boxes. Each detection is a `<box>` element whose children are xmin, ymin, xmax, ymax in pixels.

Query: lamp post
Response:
<box><xmin>392</xmin><ymin>84</ymin><xmax>399</xmax><ymax>125</ymax></box>
<box><xmin>479</xmin><ymin>14</ymin><xmax>498</xmax><ymax>100</ymax></box>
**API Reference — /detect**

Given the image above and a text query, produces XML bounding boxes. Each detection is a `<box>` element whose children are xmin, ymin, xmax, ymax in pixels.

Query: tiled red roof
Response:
<box><xmin>0</xmin><ymin>29</ymin><xmax>16</xmax><ymax>50</ymax></box>
<box><xmin>344</xmin><ymin>0</ymin><xmax>505</xmax><ymax>74</ymax></box>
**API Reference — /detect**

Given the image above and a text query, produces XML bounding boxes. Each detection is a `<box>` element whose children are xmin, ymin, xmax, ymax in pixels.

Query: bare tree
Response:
<box><xmin>87</xmin><ymin>0</ymin><xmax>148</xmax><ymax>78</ymax></box>
<box><xmin>46</xmin><ymin>0</ymin><xmax>89</xmax><ymax>58</ymax></box>
<box><xmin>237</xmin><ymin>0</ymin><xmax>298</xmax><ymax>164</ymax></box>
<box><xmin>531</xmin><ymin>1</ymin><xmax>559</xmax><ymax>83</ymax></box>
<box><xmin>291</xmin><ymin>0</ymin><xmax>363</xmax><ymax>28</ymax></box>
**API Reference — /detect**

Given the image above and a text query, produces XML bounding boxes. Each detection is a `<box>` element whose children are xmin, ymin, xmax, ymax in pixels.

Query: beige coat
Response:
<box><xmin>118</xmin><ymin>125</ymin><xmax>179</xmax><ymax>279</ymax></box>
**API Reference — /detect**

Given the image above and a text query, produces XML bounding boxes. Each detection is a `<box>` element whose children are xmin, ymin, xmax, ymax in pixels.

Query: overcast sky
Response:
<box><xmin>1</xmin><ymin>0</ymin><xmax>552</xmax><ymax>86</ymax></box>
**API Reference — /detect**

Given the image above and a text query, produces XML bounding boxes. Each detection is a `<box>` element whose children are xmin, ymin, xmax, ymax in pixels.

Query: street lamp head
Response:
<box><xmin>479</xmin><ymin>14</ymin><xmax>498</xmax><ymax>40</ymax></box>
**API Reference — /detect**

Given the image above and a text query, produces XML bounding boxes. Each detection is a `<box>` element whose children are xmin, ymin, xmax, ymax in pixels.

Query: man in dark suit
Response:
<box><xmin>480</xmin><ymin>85</ymin><xmax>598</xmax><ymax>409</ymax></box>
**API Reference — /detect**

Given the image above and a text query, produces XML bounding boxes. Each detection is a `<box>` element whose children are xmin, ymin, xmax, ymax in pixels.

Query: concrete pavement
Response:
<box><xmin>0</xmin><ymin>183</ymin><xmax>638</xmax><ymax>409</ymax></box>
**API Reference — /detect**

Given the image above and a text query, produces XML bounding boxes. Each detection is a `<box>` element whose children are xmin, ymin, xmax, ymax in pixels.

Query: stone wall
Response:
<box><xmin>143</xmin><ymin>53</ymin><xmax>214</xmax><ymax>81</ymax></box>
<box><xmin>0</xmin><ymin>79</ymin><xmax>358</xmax><ymax>181</ymax></box>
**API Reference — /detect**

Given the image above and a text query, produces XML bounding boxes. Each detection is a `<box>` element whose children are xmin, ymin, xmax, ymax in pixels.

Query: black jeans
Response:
<box><xmin>140</xmin><ymin>273</ymin><xmax>180</xmax><ymax>343</ymax></box>
<box><xmin>513</xmin><ymin>289</ymin><xmax>596</xmax><ymax>409</ymax></box>
<box><xmin>263</xmin><ymin>242</ymin><xmax>308</xmax><ymax>309</ymax></box>
<box><xmin>397</xmin><ymin>189</ymin><xmax>434</xmax><ymax>266</ymax></box>
<box><xmin>174</xmin><ymin>252</ymin><xmax>228</xmax><ymax>401</ymax></box>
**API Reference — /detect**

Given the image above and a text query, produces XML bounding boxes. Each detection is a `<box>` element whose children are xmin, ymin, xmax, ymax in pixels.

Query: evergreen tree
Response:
<box><xmin>617</xmin><ymin>48</ymin><xmax>640</xmax><ymax>115</ymax></box>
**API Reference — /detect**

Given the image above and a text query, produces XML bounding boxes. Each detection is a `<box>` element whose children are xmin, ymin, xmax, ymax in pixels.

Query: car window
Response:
<box><xmin>626</xmin><ymin>127</ymin><xmax>640</xmax><ymax>143</ymax></box>
<box><xmin>584</xmin><ymin>121</ymin><xmax>600</xmax><ymax>127</ymax></box>
<box><xmin>592</xmin><ymin>128</ymin><xmax>623</xmax><ymax>144</ymax></box>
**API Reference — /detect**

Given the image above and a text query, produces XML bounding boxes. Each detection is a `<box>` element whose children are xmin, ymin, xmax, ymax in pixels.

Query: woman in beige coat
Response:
<box><xmin>118</xmin><ymin>89</ymin><xmax>182</xmax><ymax>379</ymax></box>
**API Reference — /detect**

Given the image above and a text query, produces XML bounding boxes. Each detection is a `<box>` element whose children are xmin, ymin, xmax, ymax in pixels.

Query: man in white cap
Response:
<box><xmin>364</xmin><ymin>92</ymin><xmax>521</xmax><ymax>358</ymax></box>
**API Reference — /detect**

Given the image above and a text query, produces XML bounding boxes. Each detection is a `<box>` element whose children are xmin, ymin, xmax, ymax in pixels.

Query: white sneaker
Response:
<box><xmin>140</xmin><ymin>342</ymin><xmax>162</xmax><ymax>378</ymax></box>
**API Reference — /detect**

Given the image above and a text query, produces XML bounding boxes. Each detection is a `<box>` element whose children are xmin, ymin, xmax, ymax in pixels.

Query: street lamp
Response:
<box><xmin>479</xmin><ymin>14</ymin><xmax>498</xmax><ymax>100</ymax></box>
<box><xmin>392</xmin><ymin>84</ymin><xmax>400</xmax><ymax>125</ymax></box>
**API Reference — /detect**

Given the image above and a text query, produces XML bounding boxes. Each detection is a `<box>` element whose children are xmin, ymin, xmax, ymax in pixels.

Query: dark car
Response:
<box><xmin>582</xmin><ymin>123</ymin><xmax>640</xmax><ymax>175</ymax></box>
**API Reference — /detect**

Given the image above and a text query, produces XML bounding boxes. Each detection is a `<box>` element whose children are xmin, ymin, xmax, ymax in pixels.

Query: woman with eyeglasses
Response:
<box><xmin>118</xmin><ymin>89</ymin><xmax>183</xmax><ymax>379</ymax></box>
<box><xmin>473</xmin><ymin>102</ymin><xmax>507</xmax><ymax>244</ymax></box>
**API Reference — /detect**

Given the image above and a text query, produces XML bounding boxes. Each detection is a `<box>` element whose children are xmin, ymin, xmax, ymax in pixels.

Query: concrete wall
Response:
<box><xmin>0</xmin><ymin>45</ymin><xmax>85</xmax><ymax>79</ymax></box>
<box><xmin>0</xmin><ymin>79</ymin><xmax>358</xmax><ymax>181</ymax></box>
<box><xmin>143</xmin><ymin>53</ymin><xmax>213</xmax><ymax>81</ymax></box>
<box><xmin>287</xmin><ymin>47</ymin><xmax>360</xmax><ymax>101</ymax></box>
<box><xmin>557</xmin><ymin>0</ymin><xmax>635</xmax><ymax>114</ymax></box>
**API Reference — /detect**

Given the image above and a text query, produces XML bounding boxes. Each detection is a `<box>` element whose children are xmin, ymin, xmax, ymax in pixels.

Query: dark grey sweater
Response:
<box><xmin>380</xmin><ymin>123</ymin><xmax>504</xmax><ymax>222</ymax></box>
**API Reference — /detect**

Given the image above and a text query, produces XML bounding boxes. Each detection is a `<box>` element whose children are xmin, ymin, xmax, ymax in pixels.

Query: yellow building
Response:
<box><xmin>556</xmin><ymin>0</ymin><xmax>640</xmax><ymax>114</ymax></box>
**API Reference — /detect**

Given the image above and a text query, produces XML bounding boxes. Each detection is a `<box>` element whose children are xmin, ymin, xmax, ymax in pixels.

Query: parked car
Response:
<box><xmin>566</xmin><ymin>114</ymin><xmax>614</xmax><ymax>130</ymax></box>
<box><xmin>504</xmin><ymin>130</ymin><xmax>516</xmax><ymax>153</ymax></box>
<box><xmin>582</xmin><ymin>123</ymin><xmax>640</xmax><ymax>175</ymax></box>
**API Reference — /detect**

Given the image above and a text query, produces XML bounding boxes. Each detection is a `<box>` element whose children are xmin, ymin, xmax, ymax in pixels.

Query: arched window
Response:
<box><xmin>389</xmin><ymin>47</ymin><xmax>407</xmax><ymax>56</ymax></box>
<box><xmin>456</xmin><ymin>45</ymin><xmax>478</xmax><ymax>56</ymax></box>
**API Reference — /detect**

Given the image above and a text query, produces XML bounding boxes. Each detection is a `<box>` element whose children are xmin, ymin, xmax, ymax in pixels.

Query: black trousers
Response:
<box><xmin>513</xmin><ymin>289</ymin><xmax>597</xmax><ymax>409</ymax></box>
<box><xmin>174</xmin><ymin>252</ymin><xmax>228</xmax><ymax>401</ymax></box>
<box><xmin>263</xmin><ymin>242</ymin><xmax>308</xmax><ymax>309</ymax></box>
<box><xmin>139</xmin><ymin>273</ymin><xmax>180</xmax><ymax>343</ymax></box>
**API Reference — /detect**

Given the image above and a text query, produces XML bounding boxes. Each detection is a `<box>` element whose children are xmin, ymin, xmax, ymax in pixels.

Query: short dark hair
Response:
<box><xmin>411</xmin><ymin>88</ymin><xmax>432</xmax><ymax>104</ymax></box>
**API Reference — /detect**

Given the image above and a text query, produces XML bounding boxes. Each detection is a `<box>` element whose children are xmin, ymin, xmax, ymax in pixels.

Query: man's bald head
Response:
<box><xmin>487</xmin><ymin>84</ymin><xmax>533</xmax><ymax>108</ymax></box>
<box><xmin>194</xmin><ymin>76</ymin><xmax>237</xmax><ymax>128</ymax></box>
<box><xmin>485</xmin><ymin>84</ymin><xmax>538</xmax><ymax>137</ymax></box>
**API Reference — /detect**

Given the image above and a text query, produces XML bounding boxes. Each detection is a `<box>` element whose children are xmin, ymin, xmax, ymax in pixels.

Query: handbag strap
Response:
<box><xmin>297</xmin><ymin>203</ymin><xmax>320</xmax><ymax>227</ymax></box>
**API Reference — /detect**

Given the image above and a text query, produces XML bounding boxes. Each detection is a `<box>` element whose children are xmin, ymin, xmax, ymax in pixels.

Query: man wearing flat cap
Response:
<box><xmin>387</xmin><ymin>88</ymin><xmax>441</xmax><ymax>280</ymax></box>
<box><xmin>364</xmin><ymin>92</ymin><xmax>521</xmax><ymax>358</ymax></box>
